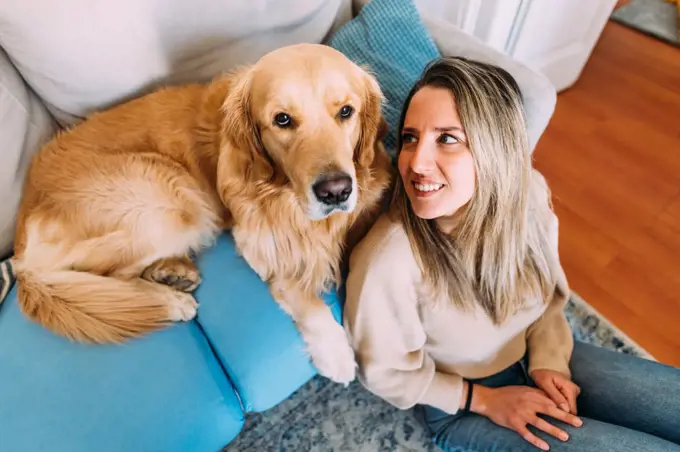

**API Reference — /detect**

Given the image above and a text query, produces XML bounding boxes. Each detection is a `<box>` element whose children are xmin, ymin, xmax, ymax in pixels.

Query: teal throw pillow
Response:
<box><xmin>328</xmin><ymin>0</ymin><xmax>441</xmax><ymax>157</ymax></box>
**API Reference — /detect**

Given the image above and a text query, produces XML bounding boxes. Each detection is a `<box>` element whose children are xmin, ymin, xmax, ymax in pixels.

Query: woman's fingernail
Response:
<box><xmin>574</xmin><ymin>417</ymin><xmax>583</xmax><ymax>427</ymax></box>
<box><xmin>561</xmin><ymin>432</ymin><xmax>569</xmax><ymax>441</ymax></box>
<box><xmin>559</xmin><ymin>403</ymin><xmax>569</xmax><ymax>411</ymax></box>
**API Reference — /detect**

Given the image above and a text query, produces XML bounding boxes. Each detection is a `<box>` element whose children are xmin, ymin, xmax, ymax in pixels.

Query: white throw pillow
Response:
<box><xmin>0</xmin><ymin>0</ymin><xmax>345</xmax><ymax>127</ymax></box>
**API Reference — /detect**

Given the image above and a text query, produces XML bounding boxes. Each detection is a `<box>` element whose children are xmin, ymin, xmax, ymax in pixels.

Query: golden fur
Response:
<box><xmin>12</xmin><ymin>43</ymin><xmax>392</xmax><ymax>384</ymax></box>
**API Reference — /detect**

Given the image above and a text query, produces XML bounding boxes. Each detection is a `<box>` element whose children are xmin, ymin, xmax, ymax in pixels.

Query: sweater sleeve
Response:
<box><xmin>343</xmin><ymin>225</ymin><xmax>464</xmax><ymax>414</ymax></box>
<box><xmin>525</xmin><ymin>171</ymin><xmax>574</xmax><ymax>377</ymax></box>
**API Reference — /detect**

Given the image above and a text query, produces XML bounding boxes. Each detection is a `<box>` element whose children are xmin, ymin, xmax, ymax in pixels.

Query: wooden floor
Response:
<box><xmin>533</xmin><ymin>21</ymin><xmax>680</xmax><ymax>367</ymax></box>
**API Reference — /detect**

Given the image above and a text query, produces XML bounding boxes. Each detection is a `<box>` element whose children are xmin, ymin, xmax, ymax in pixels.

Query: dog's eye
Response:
<box><xmin>339</xmin><ymin>105</ymin><xmax>354</xmax><ymax>119</ymax></box>
<box><xmin>274</xmin><ymin>113</ymin><xmax>292</xmax><ymax>128</ymax></box>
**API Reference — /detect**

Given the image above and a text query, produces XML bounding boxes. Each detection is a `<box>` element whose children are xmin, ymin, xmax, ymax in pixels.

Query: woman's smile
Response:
<box><xmin>412</xmin><ymin>181</ymin><xmax>446</xmax><ymax>197</ymax></box>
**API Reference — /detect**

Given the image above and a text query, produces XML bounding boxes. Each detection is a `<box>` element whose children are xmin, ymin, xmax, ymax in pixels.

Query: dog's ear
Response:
<box><xmin>355</xmin><ymin>71</ymin><xmax>386</xmax><ymax>168</ymax></box>
<box><xmin>219</xmin><ymin>66</ymin><xmax>274</xmax><ymax>186</ymax></box>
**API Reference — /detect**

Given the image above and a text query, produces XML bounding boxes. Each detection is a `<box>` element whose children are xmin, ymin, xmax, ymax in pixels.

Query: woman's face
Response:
<box><xmin>398</xmin><ymin>85</ymin><xmax>476</xmax><ymax>232</ymax></box>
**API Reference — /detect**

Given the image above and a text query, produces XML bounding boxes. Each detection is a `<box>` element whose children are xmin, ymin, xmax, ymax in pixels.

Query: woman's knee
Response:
<box><xmin>431</xmin><ymin>414</ymin><xmax>680</xmax><ymax>452</ymax></box>
<box><xmin>570</xmin><ymin>341</ymin><xmax>679</xmax><ymax>388</ymax></box>
<box><xmin>551</xmin><ymin>417</ymin><xmax>680</xmax><ymax>452</ymax></box>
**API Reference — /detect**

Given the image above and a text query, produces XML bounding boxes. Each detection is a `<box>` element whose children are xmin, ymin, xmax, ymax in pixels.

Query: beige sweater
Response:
<box><xmin>343</xmin><ymin>171</ymin><xmax>573</xmax><ymax>415</ymax></box>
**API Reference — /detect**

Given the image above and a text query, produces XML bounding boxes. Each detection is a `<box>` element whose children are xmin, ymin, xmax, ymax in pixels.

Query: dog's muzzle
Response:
<box><xmin>312</xmin><ymin>171</ymin><xmax>353</xmax><ymax>206</ymax></box>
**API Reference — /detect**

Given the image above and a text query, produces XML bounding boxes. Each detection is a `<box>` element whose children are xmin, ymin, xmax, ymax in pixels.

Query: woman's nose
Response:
<box><xmin>410</xmin><ymin>142</ymin><xmax>435</xmax><ymax>173</ymax></box>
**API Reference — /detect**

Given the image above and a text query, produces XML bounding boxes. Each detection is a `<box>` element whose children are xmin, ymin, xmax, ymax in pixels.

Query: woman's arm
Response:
<box><xmin>525</xmin><ymin>263</ymin><xmax>573</xmax><ymax>377</ymax></box>
<box><xmin>343</xmin><ymin>226</ymin><xmax>465</xmax><ymax>414</ymax></box>
<box><xmin>525</xmin><ymin>170</ymin><xmax>574</xmax><ymax>377</ymax></box>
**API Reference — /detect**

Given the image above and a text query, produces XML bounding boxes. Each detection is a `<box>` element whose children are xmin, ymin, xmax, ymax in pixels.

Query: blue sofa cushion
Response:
<box><xmin>0</xmin><ymin>286</ymin><xmax>245</xmax><ymax>452</ymax></box>
<box><xmin>327</xmin><ymin>0</ymin><xmax>441</xmax><ymax>156</ymax></box>
<box><xmin>193</xmin><ymin>233</ymin><xmax>344</xmax><ymax>413</ymax></box>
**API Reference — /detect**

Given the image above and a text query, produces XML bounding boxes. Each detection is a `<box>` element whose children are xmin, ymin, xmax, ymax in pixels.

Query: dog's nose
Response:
<box><xmin>312</xmin><ymin>172</ymin><xmax>353</xmax><ymax>205</ymax></box>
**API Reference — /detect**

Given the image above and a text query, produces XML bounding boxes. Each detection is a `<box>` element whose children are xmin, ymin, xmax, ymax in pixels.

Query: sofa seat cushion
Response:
<box><xmin>0</xmin><ymin>287</ymin><xmax>245</xmax><ymax>452</ymax></box>
<box><xmin>193</xmin><ymin>232</ymin><xmax>344</xmax><ymax>413</ymax></box>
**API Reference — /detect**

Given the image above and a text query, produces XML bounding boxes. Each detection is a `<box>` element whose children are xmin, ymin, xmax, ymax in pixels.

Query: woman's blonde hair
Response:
<box><xmin>390</xmin><ymin>56</ymin><xmax>557</xmax><ymax>325</ymax></box>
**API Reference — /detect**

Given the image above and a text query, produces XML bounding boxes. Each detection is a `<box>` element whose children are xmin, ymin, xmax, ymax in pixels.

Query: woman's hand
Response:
<box><xmin>530</xmin><ymin>369</ymin><xmax>581</xmax><ymax>415</ymax></box>
<box><xmin>472</xmin><ymin>384</ymin><xmax>583</xmax><ymax>451</ymax></box>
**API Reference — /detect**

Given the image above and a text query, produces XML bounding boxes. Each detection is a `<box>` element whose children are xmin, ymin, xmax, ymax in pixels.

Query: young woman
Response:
<box><xmin>343</xmin><ymin>56</ymin><xmax>680</xmax><ymax>452</ymax></box>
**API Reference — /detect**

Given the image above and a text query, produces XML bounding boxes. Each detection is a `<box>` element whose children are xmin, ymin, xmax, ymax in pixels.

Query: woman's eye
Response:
<box><xmin>274</xmin><ymin>113</ymin><xmax>292</xmax><ymax>128</ymax></box>
<box><xmin>339</xmin><ymin>105</ymin><xmax>354</xmax><ymax>119</ymax></box>
<box><xmin>438</xmin><ymin>133</ymin><xmax>458</xmax><ymax>144</ymax></box>
<box><xmin>401</xmin><ymin>133</ymin><xmax>417</xmax><ymax>144</ymax></box>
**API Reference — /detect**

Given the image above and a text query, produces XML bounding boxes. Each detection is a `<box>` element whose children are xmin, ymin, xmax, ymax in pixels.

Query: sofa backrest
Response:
<box><xmin>0</xmin><ymin>48</ymin><xmax>56</xmax><ymax>258</ymax></box>
<box><xmin>0</xmin><ymin>0</ymin><xmax>350</xmax><ymax>127</ymax></box>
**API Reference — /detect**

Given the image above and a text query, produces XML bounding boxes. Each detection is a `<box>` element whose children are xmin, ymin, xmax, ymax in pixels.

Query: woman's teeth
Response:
<box><xmin>413</xmin><ymin>182</ymin><xmax>444</xmax><ymax>192</ymax></box>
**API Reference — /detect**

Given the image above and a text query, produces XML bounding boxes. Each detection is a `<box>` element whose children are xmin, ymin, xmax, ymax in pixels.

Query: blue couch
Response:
<box><xmin>0</xmin><ymin>0</ymin><xmax>556</xmax><ymax>451</ymax></box>
<box><xmin>0</xmin><ymin>234</ymin><xmax>342</xmax><ymax>451</ymax></box>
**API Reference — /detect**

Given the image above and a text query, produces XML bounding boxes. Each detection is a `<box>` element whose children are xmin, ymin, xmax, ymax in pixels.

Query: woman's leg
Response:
<box><xmin>569</xmin><ymin>340</ymin><xmax>680</xmax><ymax>444</ymax></box>
<box><xmin>429</xmin><ymin>411</ymin><xmax>680</xmax><ymax>452</ymax></box>
<box><xmin>418</xmin><ymin>344</ymin><xmax>680</xmax><ymax>452</ymax></box>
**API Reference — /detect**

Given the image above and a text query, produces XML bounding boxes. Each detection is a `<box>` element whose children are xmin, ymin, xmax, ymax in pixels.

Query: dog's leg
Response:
<box><xmin>141</xmin><ymin>255</ymin><xmax>201</xmax><ymax>292</ymax></box>
<box><xmin>270</xmin><ymin>280</ymin><xmax>356</xmax><ymax>386</ymax></box>
<box><xmin>15</xmin><ymin>267</ymin><xmax>198</xmax><ymax>344</ymax></box>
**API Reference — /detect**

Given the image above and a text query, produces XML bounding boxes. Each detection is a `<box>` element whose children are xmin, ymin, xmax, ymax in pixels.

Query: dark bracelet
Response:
<box><xmin>464</xmin><ymin>380</ymin><xmax>474</xmax><ymax>412</ymax></box>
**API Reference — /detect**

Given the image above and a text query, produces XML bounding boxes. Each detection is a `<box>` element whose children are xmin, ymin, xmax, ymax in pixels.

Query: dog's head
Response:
<box><xmin>219</xmin><ymin>43</ymin><xmax>386</xmax><ymax>221</ymax></box>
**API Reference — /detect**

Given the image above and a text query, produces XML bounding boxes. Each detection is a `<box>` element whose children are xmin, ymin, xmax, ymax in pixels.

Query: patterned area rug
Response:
<box><xmin>611</xmin><ymin>0</ymin><xmax>679</xmax><ymax>47</ymax></box>
<box><xmin>223</xmin><ymin>294</ymin><xmax>654</xmax><ymax>451</ymax></box>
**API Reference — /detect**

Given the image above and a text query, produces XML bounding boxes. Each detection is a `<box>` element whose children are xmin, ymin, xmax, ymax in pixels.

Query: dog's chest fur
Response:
<box><xmin>231</xmin><ymin>208</ymin><xmax>347</xmax><ymax>294</ymax></box>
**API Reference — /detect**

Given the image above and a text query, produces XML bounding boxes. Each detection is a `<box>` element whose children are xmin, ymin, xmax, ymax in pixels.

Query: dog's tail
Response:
<box><xmin>14</xmin><ymin>267</ymin><xmax>194</xmax><ymax>343</ymax></box>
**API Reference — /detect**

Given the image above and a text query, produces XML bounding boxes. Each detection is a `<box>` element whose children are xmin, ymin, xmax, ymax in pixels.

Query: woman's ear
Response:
<box><xmin>219</xmin><ymin>66</ymin><xmax>274</xmax><ymax>188</ymax></box>
<box><xmin>355</xmin><ymin>71</ymin><xmax>385</xmax><ymax>168</ymax></box>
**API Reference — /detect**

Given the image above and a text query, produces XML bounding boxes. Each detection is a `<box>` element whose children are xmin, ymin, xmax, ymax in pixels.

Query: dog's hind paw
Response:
<box><xmin>304</xmin><ymin>321</ymin><xmax>357</xmax><ymax>386</ymax></box>
<box><xmin>143</xmin><ymin>255</ymin><xmax>201</xmax><ymax>292</ymax></box>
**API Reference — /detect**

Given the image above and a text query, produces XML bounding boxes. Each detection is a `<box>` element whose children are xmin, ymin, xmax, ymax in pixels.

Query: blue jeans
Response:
<box><xmin>417</xmin><ymin>341</ymin><xmax>680</xmax><ymax>451</ymax></box>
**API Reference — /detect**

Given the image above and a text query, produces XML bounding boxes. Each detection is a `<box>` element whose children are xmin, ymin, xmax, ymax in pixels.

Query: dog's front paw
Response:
<box><xmin>166</xmin><ymin>292</ymin><xmax>198</xmax><ymax>322</ymax></box>
<box><xmin>304</xmin><ymin>322</ymin><xmax>356</xmax><ymax>386</ymax></box>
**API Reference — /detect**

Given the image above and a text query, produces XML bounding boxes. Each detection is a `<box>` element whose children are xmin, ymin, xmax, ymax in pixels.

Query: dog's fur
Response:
<box><xmin>12</xmin><ymin>44</ymin><xmax>392</xmax><ymax>384</ymax></box>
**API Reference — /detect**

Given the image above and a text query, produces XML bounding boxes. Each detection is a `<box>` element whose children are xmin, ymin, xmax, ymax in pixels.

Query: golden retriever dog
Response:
<box><xmin>12</xmin><ymin>43</ymin><xmax>392</xmax><ymax>384</ymax></box>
